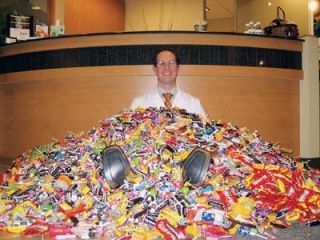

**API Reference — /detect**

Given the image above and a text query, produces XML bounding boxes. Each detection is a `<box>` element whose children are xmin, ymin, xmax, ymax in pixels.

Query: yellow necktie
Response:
<box><xmin>163</xmin><ymin>92</ymin><xmax>173</xmax><ymax>109</ymax></box>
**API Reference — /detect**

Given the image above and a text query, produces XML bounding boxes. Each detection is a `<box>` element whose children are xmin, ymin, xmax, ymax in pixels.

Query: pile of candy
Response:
<box><xmin>0</xmin><ymin>107</ymin><xmax>319</xmax><ymax>239</ymax></box>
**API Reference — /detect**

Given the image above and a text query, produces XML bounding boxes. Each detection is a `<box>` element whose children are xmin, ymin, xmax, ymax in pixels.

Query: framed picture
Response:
<box><xmin>7</xmin><ymin>14</ymin><xmax>33</xmax><ymax>41</ymax></box>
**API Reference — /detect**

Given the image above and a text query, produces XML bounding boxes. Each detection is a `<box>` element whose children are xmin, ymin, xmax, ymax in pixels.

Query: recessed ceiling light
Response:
<box><xmin>32</xmin><ymin>6</ymin><xmax>41</xmax><ymax>10</ymax></box>
<box><xmin>268</xmin><ymin>2</ymin><xmax>272</xmax><ymax>6</ymax></box>
<box><xmin>309</xmin><ymin>0</ymin><xmax>319</xmax><ymax>12</ymax></box>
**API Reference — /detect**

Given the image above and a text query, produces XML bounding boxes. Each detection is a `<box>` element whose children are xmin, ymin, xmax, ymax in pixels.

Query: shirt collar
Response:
<box><xmin>157</xmin><ymin>86</ymin><xmax>177</xmax><ymax>96</ymax></box>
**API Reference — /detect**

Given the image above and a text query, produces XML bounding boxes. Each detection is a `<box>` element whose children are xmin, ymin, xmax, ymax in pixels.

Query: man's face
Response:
<box><xmin>153</xmin><ymin>50</ymin><xmax>180</xmax><ymax>89</ymax></box>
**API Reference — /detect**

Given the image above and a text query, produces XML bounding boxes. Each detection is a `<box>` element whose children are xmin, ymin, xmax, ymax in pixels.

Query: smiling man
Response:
<box><xmin>104</xmin><ymin>48</ymin><xmax>210</xmax><ymax>189</ymax></box>
<box><xmin>129</xmin><ymin>48</ymin><xmax>207</xmax><ymax>118</ymax></box>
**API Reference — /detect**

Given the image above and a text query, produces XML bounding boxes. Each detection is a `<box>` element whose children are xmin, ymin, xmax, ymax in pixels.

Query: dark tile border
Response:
<box><xmin>0</xmin><ymin>44</ymin><xmax>302</xmax><ymax>74</ymax></box>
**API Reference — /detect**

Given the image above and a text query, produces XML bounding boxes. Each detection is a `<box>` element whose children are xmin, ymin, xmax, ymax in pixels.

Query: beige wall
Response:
<box><xmin>125</xmin><ymin>0</ymin><xmax>203</xmax><ymax>31</ymax></box>
<box><xmin>237</xmin><ymin>0</ymin><xmax>309</xmax><ymax>36</ymax></box>
<box><xmin>50</xmin><ymin>0</ymin><xmax>312</xmax><ymax>35</ymax></box>
<box><xmin>207</xmin><ymin>17</ymin><xmax>235</xmax><ymax>32</ymax></box>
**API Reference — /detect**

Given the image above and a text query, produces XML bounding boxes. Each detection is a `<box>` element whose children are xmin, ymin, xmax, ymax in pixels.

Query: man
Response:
<box><xmin>130</xmin><ymin>48</ymin><xmax>207</xmax><ymax>119</ymax></box>
<box><xmin>101</xmin><ymin>48</ymin><xmax>211</xmax><ymax>189</ymax></box>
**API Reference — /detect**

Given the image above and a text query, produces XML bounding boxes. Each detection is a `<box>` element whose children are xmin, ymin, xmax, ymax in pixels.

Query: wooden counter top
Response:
<box><xmin>0</xmin><ymin>31</ymin><xmax>303</xmax><ymax>57</ymax></box>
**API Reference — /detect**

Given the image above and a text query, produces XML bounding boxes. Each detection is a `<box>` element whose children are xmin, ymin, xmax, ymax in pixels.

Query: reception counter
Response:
<box><xmin>0</xmin><ymin>31</ymin><xmax>303</xmax><ymax>159</ymax></box>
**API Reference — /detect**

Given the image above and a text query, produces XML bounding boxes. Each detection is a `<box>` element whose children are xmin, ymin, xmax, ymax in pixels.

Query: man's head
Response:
<box><xmin>153</xmin><ymin>48</ymin><xmax>180</xmax><ymax>91</ymax></box>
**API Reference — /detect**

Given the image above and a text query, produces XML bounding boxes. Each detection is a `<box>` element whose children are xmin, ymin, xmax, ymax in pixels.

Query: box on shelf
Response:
<box><xmin>50</xmin><ymin>25</ymin><xmax>65</xmax><ymax>37</ymax></box>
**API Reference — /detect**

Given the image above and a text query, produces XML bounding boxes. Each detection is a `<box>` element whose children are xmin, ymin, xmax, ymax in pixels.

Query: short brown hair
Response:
<box><xmin>153</xmin><ymin>48</ymin><xmax>180</xmax><ymax>67</ymax></box>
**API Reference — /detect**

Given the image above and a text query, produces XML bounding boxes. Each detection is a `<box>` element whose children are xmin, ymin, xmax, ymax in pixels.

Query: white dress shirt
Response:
<box><xmin>130</xmin><ymin>87</ymin><xmax>207</xmax><ymax>119</ymax></box>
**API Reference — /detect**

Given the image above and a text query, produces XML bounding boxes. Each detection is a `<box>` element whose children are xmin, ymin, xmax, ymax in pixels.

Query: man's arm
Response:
<box><xmin>195</xmin><ymin>100</ymin><xmax>207</xmax><ymax>119</ymax></box>
<box><xmin>129</xmin><ymin>97</ymin><xmax>139</xmax><ymax>110</ymax></box>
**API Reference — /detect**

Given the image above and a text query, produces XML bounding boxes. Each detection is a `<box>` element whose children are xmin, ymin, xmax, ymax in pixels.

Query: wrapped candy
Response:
<box><xmin>0</xmin><ymin>107</ymin><xmax>319</xmax><ymax>239</ymax></box>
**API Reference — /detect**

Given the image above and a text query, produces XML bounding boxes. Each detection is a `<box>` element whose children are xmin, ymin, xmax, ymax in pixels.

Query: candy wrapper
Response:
<box><xmin>0</xmin><ymin>107</ymin><xmax>319</xmax><ymax>239</ymax></box>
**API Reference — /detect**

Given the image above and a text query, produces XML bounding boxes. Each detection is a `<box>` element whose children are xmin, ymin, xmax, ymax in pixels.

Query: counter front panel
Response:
<box><xmin>0</xmin><ymin>32</ymin><xmax>303</xmax><ymax>159</ymax></box>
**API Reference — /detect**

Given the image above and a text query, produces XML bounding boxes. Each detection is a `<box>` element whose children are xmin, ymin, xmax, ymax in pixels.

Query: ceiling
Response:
<box><xmin>206</xmin><ymin>0</ymin><xmax>235</xmax><ymax>20</ymax></box>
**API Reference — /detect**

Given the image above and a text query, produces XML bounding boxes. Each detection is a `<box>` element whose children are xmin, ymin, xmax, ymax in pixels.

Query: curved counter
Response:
<box><xmin>0</xmin><ymin>32</ymin><xmax>303</xmax><ymax>158</ymax></box>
